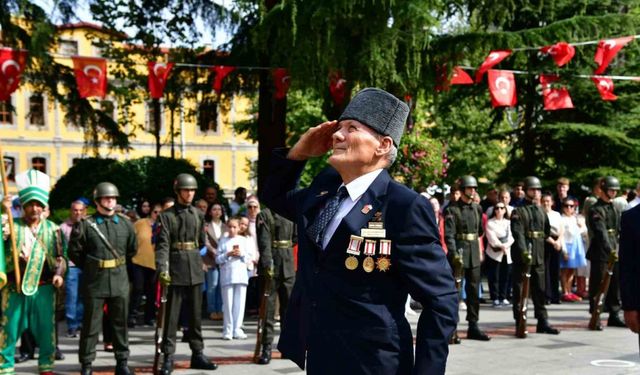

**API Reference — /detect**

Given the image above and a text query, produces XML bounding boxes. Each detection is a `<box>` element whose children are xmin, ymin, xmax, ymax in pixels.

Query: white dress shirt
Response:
<box><xmin>321</xmin><ymin>169</ymin><xmax>383</xmax><ymax>249</ymax></box>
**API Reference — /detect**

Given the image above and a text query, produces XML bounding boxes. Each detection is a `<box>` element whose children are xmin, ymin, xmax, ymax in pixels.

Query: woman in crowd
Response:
<box><xmin>542</xmin><ymin>192</ymin><xmax>565</xmax><ymax>304</ymax></box>
<box><xmin>559</xmin><ymin>197</ymin><xmax>588</xmax><ymax>302</ymax></box>
<box><xmin>485</xmin><ymin>202</ymin><xmax>514</xmax><ymax>307</ymax></box>
<box><xmin>129</xmin><ymin>202</ymin><xmax>162</xmax><ymax>327</ymax></box>
<box><xmin>204</xmin><ymin>203</ymin><xmax>227</xmax><ymax>320</ymax></box>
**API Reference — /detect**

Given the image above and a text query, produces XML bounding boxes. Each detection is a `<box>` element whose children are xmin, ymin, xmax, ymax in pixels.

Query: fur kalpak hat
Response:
<box><xmin>338</xmin><ymin>87</ymin><xmax>409</xmax><ymax>146</ymax></box>
<box><xmin>16</xmin><ymin>169</ymin><xmax>50</xmax><ymax>206</ymax></box>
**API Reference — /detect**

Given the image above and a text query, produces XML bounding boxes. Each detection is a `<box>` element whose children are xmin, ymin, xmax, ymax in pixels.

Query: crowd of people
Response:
<box><xmin>426</xmin><ymin>174</ymin><xmax>634</xmax><ymax>343</ymax></box>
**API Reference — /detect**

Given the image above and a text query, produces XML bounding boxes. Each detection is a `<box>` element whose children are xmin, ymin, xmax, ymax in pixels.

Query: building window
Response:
<box><xmin>0</xmin><ymin>100</ymin><xmax>13</xmax><ymax>125</ymax></box>
<box><xmin>203</xmin><ymin>159</ymin><xmax>215</xmax><ymax>181</ymax></box>
<box><xmin>100</xmin><ymin>100</ymin><xmax>115</xmax><ymax>119</ymax></box>
<box><xmin>3</xmin><ymin>156</ymin><xmax>16</xmax><ymax>182</ymax></box>
<box><xmin>145</xmin><ymin>100</ymin><xmax>164</xmax><ymax>132</ymax></box>
<box><xmin>198</xmin><ymin>98</ymin><xmax>218</xmax><ymax>132</ymax></box>
<box><xmin>59</xmin><ymin>39</ymin><xmax>78</xmax><ymax>56</ymax></box>
<box><xmin>31</xmin><ymin>157</ymin><xmax>46</xmax><ymax>173</ymax></box>
<box><xmin>28</xmin><ymin>95</ymin><xmax>45</xmax><ymax>126</ymax></box>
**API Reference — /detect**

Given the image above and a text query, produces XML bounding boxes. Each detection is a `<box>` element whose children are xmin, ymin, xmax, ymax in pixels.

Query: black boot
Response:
<box><xmin>159</xmin><ymin>355</ymin><xmax>174</xmax><ymax>375</ymax></box>
<box><xmin>536</xmin><ymin>319</ymin><xmax>560</xmax><ymax>334</ymax></box>
<box><xmin>257</xmin><ymin>344</ymin><xmax>272</xmax><ymax>365</ymax></box>
<box><xmin>115</xmin><ymin>360</ymin><xmax>133</xmax><ymax>375</ymax></box>
<box><xmin>608</xmin><ymin>314</ymin><xmax>627</xmax><ymax>327</ymax></box>
<box><xmin>55</xmin><ymin>346</ymin><xmax>65</xmax><ymax>360</ymax></box>
<box><xmin>80</xmin><ymin>363</ymin><xmax>93</xmax><ymax>375</ymax></box>
<box><xmin>191</xmin><ymin>351</ymin><xmax>218</xmax><ymax>370</ymax></box>
<box><xmin>467</xmin><ymin>322</ymin><xmax>491</xmax><ymax>341</ymax></box>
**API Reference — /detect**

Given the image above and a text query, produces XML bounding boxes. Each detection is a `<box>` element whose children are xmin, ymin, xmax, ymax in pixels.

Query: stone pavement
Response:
<box><xmin>14</xmin><ymin>300</ymin><xmax>640</xmax><ymax>374</ymax></box>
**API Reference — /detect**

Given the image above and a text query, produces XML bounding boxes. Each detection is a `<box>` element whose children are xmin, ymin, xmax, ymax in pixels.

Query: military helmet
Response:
<box><xmin>601</xmin><ymin>176</ymin><xmax>620</xmax><ymax>191</ymax></box>
<box><xmin>459</xmin><ymin>175</ymin><xmax>478</xmax><ymax>189</ymax></box>
<box><xmin>524</xmin><ymin>176</ymin><xmax>542</xmax><ymax>190</ymax></box>
<box><xmin>174</xmin><ymin>173</ymin><xmax>198</xmax><ymax>191</ymax></box>
<box><xmin>93</xmin><ymin>182</ymin><xmax>120</xmax><ymax>200</ymax></box>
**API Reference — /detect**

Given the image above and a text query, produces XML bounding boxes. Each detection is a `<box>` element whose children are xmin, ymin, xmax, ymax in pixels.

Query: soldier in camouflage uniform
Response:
<box><xmin>156</xmin><ymin>174</ymin><xmax>218</xmax><ymax>374</ymax></box>
<box><xmin>510</xmin><ymin>176</ymin><xmax>559</xmax><ymax>336</ymax></box>
<box><xmin>69</xmin><ymin>182</ymin><xmax>137</xmax><ymax>375</ymax></box>
<box><xmin>444</xmin><ymin>175</ymin><xmax>490</xmax><ymax>341</ymax></box>
<box><xmin>587</xmin><ymin>176</ymin><xmax>626</xmax><ymax>329</ymax></box>
<box><xmin>255</xmin><ymin>207</ymin><xmax>297</xmax><ymax>364</ymax></box>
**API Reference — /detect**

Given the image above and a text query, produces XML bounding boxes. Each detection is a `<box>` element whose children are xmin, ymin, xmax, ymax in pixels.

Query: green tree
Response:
<box><xmin>427</xmin><ymin>1</ymin><xmax>640</xmax><ymax>188</ymax></box>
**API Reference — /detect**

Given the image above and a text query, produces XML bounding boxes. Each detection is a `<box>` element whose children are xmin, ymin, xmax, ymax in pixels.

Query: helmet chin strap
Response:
<box><xmin>97</xmin><ymin>201</ymin><xmax>115</xmax><ymax>214</ymax></box>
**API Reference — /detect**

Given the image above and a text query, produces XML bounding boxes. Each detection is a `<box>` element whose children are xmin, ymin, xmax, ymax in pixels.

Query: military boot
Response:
<box><xmin>467</xmin><ymin>322</ymin><xmax>491</xmax><ymax>341</ymax></box>
<box><xmin>257</xmin><ymin>344</ymin><xmax>272</xmax><ymax>365</ymax></box>
<box><xmin>608</xmin><ymin>314</ymin><xmax>627</xmax><ymax>327</ymax></box>
<box><xmin>115</xmin><ymin>359</ymin><xmax>133</xmax><ymax>375</ymax></box>
<box><xmin>191</xmin><ymin>351</ymin><xmax>218</xmax><ymax>370</ymax></box>
<box><xmin>80</xmin><ymin>363</ymin><xmax>93</xmax><ymax>375</ymax></box>
<box><xmin>159</xmin><ymin>355</ymin><xmax>173</xmax><ymax>375</ymax></box>
<box><xmin>536</xmin><ymin>319</ymin><xmax>560</xmax><ymax>334</ymax></box>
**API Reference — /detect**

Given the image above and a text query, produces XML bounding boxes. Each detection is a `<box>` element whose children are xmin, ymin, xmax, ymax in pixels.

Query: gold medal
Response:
<box><xmin>363</xmin><ymin>256</ymin><xmax>375</xmax><ymax>273</ymax></box>
<box><xmin>345</xmin><ymin>256</ymin><xmax>359</xmax><ymax>270</ymax></box>
<box><xmin>376</xmin><ymin>256</ymin><xmax>391</xmax><ymax>272</ymax></box>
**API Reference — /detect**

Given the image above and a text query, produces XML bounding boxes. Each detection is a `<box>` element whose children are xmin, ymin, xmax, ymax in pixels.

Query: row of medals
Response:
<box><xmin>345</xmin><ymin>234</ymin><xmax>391</xmax><ymax>273</ymax></box>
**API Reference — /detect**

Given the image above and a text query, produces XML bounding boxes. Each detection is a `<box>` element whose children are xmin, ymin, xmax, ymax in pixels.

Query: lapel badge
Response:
<box><xmin>361</xmin><ymin>204</ymin><xmax>373</xmax><ymax>214</ymax></box>
<box><xmin>316</xmin><ymin>191</ymin><xmax>329</xmax><ymax>197</ymax></box>
<box><xmin>373</xmin><ymin>211</ymin><xmax>383</xmax><ymax>222</ymax></box>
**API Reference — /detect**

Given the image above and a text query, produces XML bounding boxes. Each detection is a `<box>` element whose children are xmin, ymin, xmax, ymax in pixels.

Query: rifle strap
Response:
<box><xmin>87</xmin><ymin>219</ymin><xmax>121</xmax><ymax>260</ymax></box>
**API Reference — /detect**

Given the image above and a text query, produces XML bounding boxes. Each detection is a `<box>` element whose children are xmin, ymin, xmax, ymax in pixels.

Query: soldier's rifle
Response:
<box><xmin>254</xmin><ymin>263</ymin><xmax>274</xmax><ymax>363</ymax></box>
<box><xmin>516</xmin><ymin>243</ymin><xmax>532</xmax><ymax>338</ymax></box>
<box><xmin>153</xmin><ymin>270</ymin><xmax>169</xmax><ymax>374</ymax></box>
<box><xmin>588</xmin><ymin>250</ymin><xmax>618</xmax><ymax>330</ymax></box>
<box><xmin>0</xmin><ymin>149</ymin><xmax>20</xmax><ymax>293</ymax></box>
<box><xmin>449</xmin><ymin>248</ymin><xmax>464</xmax><ymax>344</ymax></box>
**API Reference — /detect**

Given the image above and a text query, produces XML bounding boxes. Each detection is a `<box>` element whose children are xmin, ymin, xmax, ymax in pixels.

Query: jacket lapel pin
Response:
<box><xmin>361</xmin><ymin>204</ymin><xmax>373</xmax><ymax>214</ymax></box>
<box><xmin>316</xmin><ymin>191</ymin><xmax>329</xmax><ymax>197</ymax></box>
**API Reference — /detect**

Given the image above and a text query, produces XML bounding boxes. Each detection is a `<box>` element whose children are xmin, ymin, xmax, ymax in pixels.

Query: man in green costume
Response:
<box><xmin>0</xmin><ymin>169</ymin><xmax>66</xmax><ymax>375</ymax></box>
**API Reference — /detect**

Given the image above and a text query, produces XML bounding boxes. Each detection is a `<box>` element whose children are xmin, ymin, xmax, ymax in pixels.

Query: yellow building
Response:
<box><xmin>0</xmin><ymin>22</ymin><xmax>257</xmax><ymax>196</ymax></box>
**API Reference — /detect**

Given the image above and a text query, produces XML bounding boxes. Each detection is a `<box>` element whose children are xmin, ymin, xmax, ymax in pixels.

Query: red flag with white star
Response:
<box><xmin>475</xmin><ymin>50</ymin><xmax>511</xmax><ymax>83</ymax></box>
<box><xmin>0</xmin><ymin>48</ymin><xmax>28</xmax><ymax>101</ymax></box>
<box><xmin>148</xmin><ymin>62</ymin><xmax>174</xmax><ymax>99</ymax></box>
<box><xmin>594</xmin><ymin>36</ymin><xmax>634</xmax><ymax>74</ymax></box>
<box><xmin>592</xmin><ymin>77</ymin><xmax>617</xmax><ymax>101</ymax></box>
<box><xmin>540</xmin><ymin>42</ymin><xmax>575</xmax><ymax>67</ymax></box>
<box><xmin>487</xmin><ymin>70</ymin><xmax>517</xmax><ymax>107</ymax></box>
<box><xmin>72</xmin><ymin>56</ymin><xmax>107</xmax><ymax>98</ymax></box>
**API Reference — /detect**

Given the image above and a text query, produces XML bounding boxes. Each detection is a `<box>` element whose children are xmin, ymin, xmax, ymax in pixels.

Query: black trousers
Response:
<box><xmin>260</xmin><ymin>273</ymin><xmax>295</xmax><ymax>345</ymax></box>
<box><xmin>462</xmin><ymin>266</ymin><xmax>481</xmax><ymax>323</ymax></box>
<box><xmin>486</xmin><ymin>256</ymin><xmax>511</xmax><ymax>301</ymax></box>
<box><xmin>161</xmin><ymin>284</ymin><xmax>204</xmax><ymax>355</ymax></box>
<box><xmin>544</xmin><ymin>243</ymin><xmax>561</xmax><ymax>303</ymax></box>
<box><xmin>589</xmin><ymin>260</ymin><xmax>621</xmax><ymax>315</ymax></box>
<box><xmin>79</xmin><ymin>295</ymin><xmax>129</xmax><ymax>364</ymax></box>
<box><xmin>512</xmin><ymin>263</ymin><xmax>548</xmax><ymax>321</ymax></box>
<box><xmin>129</xmin><ymin>264</ymin><xmax>157</xmax><ymax>324</ymax></box>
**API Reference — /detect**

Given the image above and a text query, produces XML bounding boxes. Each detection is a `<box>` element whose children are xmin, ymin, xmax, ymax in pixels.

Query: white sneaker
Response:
<box><xmin>501</xmin><ymin>299</ymin><xmax>511</xmax><ymax>306</ymax></box>
<box><xmin>234</xmin><ymin>330</ymin><xmax>248</xmax><ymax>339</ymax></box>
<box><xmin>222</xmin><ymin>335</ymin><xmax>232</xmax><ymax>340</ymax></box>
<box><xmin>459</xmin><ymin>301</ymin><xmax>467</xmax><ymax>311</ymax></box>
<box><xmin>492</xmin><ymin>300</ymin><xmax>501</xmax><ymax>308</ymax></box>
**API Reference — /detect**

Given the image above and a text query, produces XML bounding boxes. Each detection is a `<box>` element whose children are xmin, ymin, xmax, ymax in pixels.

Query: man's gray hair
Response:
<box><xmin>386</xmin><ymin>144</ymin><xmax>398</xmax><ymax>167</ymax></box>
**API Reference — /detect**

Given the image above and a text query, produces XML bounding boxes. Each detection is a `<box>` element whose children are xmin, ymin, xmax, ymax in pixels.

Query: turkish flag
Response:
<box><xmin>272</xmin><ymin>68</ymin><xmax>290</xmax><ymax>99</ymax></box>
<box><xmin>475</xmin><ymin>50</ymin><xmax>511</xmax><ymax>83</ymax></box>
<box><xmin>72</xmin><ymin>56</ymin><xmax>107</xmax><ymax>98</ymax></box>
<box><xmin>592</xmin><ymin>77</ymin><xmax>617</xmax><ymax>101</ymax></box>
<box><xmin>594</xmin><ymin>36</ymin><xmax>634</xmax><ymax>74</ymax></box>
<box><xmin>540</xmin><ymin>42</ymin><xmax>575</xmax><ymax>67</ymax></box>
<box><xmin>0</xmin><ymin>48</ymin><xmax>28</xmax><ymax>101</ymax></box>
<box><xmin>539</xmin><ymin>75</ymin><xmax>573</xmax><ymax>110</ymax></box>
<box><xmin>487</xmin><ymin>70</ymin><xmax>516</xmax><ymax>107</ymax></box>
<box><xmin>210</xmin><ymin>66</ymin><xmax>235</xmax><ymax>94</ymax></box>
<box><xmin>451</xmin><ymin>67</ymin><xmax>474</xmax><ymax>85</ymax></box>
<box><xmin>148</xmin><ymin>62</ymin><xmax>174</xmax><ymax>99</ymax></box>
<box><xmin>329</xmin><ymin>72</ymin><xmax>348</xmax><ymax>105</ymax></box>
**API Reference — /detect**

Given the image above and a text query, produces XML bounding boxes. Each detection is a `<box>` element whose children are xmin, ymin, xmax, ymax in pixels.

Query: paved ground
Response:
<box><xmin>14</xmin><ymin>300</ymin><xmax>640</xmax><ymax>374</ymax></box>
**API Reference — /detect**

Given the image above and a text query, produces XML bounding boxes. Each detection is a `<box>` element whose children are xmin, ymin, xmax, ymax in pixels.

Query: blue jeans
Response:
<box><xmin>65</xmin><ymin>266</ymin><xmax>84</xmax><ymax>331</ymax></box>
<box><xmin>205</xmin><ymin>267</ymin><xmax>223</xmax><ymax>314</ymax></box>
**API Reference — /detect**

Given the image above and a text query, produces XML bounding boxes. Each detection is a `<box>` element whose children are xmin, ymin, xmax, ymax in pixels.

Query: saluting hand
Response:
<box><xmin>287</xmin><ymin>120</ymin><xmax>338</xmax><ymax>161</ymax></box>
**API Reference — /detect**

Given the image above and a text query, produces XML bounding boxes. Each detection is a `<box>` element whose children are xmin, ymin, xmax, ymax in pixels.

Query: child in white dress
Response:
<box><xmin>216</xmin><ymin>218</ymin><xmax>250</xmax><ymax>340</ymax></box>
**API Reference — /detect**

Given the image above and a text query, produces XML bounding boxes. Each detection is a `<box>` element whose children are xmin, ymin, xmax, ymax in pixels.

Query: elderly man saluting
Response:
<box><xmin>262</xmin><ymin>88</ymin><xmax>458</xmax><ymax>374</ymax></box>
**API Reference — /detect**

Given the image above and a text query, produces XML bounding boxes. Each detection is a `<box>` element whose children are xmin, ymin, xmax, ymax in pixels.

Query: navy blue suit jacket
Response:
<box><xmin>620</xmin><ymin>204</ymin><xmax>640</xmax><ymax>311</ymax></box>
<box><xmin>261</xmin><ymin>150</ymin><xmax>458</xmax><ymax>375</ymax></box>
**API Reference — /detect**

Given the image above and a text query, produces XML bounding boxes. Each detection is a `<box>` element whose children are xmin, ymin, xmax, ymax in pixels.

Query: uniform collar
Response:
<box><xmin>96</xmin><ymin>214</ymin><xmax>119</xmax><ymax>224</ymax></box>
<box><xmin>342</xmin><ymin>169</ymin><xmax>384</xmax><ymax>202</ymax></box>
<box><xmin>175</xmin><ymin>203</ymin><xmax>192</xmax><ymax>213</ymax></box>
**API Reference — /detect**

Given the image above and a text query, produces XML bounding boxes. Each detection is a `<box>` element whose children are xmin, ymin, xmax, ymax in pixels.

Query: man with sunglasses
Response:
<box><xmin>586</xmin><ymin>176</ymin><xmax>626</xmax><ymax>329</ymax></box>
<box><xmin>511</xmin><ymin>176</ymin><xmax>560</xmax><ymax>337</ymax></box>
